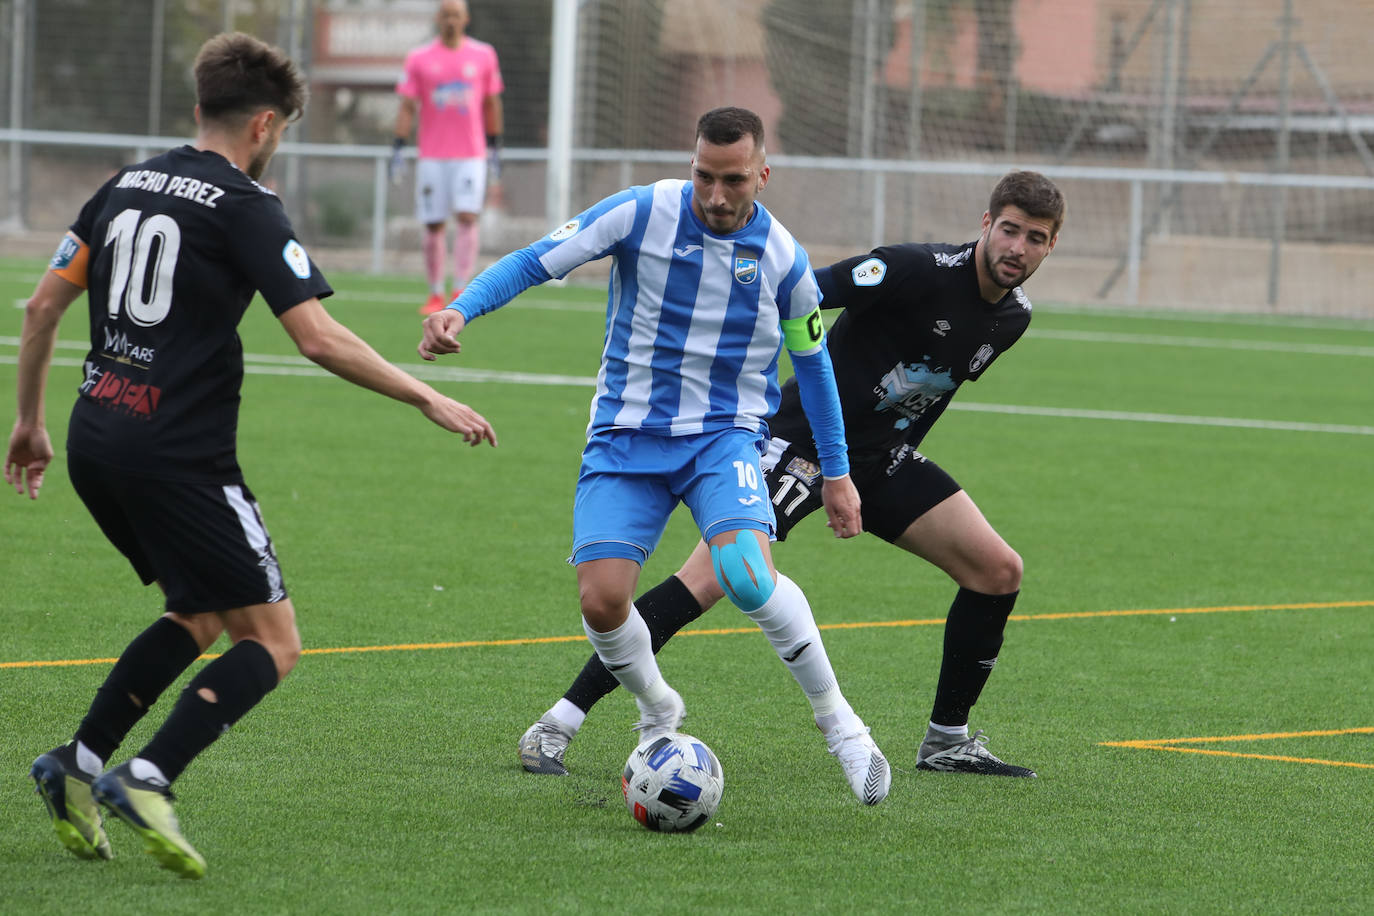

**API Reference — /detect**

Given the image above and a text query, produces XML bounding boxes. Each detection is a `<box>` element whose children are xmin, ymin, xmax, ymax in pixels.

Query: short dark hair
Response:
<box><xmin>194</xmin><ymin>32</ymin><xmax>307</xmax><ymax>124</ymax></box>
<box><xmin>696</xmin><ymin>107</ymin><xmax>765</xmax><ymax>150</ymax></box>
<box><xmin>989</xmin><ymin>170</ymin><xmax>1065</xmax><ymax>236</ymax></box>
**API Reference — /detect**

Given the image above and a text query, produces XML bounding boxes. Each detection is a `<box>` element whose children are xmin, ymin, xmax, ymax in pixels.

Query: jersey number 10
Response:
<box><xmin>104</xmin><ymin>208</ymin><xmax>181</xmax><ymax>327</ymax></box>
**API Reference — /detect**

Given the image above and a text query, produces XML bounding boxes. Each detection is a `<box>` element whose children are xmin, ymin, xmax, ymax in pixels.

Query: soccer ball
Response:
<box><xmin>622</xmin><ymin>732</ymin><xmax>724</xmax><ymax>833</ymax></box>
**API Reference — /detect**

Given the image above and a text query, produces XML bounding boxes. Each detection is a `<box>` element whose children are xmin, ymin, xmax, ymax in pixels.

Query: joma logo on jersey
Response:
<box><xmin>733</xmin><ymin>257</ymin><xmax>758</xmax><ymax>284</ymax></box>
<box><xmin>85</xmin><ymin>369</ymin><xmax>162</xmax><ymax>417</ymax></box>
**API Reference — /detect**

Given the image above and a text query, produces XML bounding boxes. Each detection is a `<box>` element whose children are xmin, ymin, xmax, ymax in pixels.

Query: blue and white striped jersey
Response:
<box><xmin>534</xmin><ymin>179</ymin><xmax>818</xmax><ymax>437</ymax></box>
<box><xmin>452</xmin><ymin>178</ymin><xmax>849</xmax><ymax>476</ymax></box>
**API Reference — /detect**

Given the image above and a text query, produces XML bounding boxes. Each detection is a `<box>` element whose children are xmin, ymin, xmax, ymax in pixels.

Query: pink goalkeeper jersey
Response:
<box><xmin>397</xmin><ymin>37</ymin><xmax>504</xmax><ymax>160</ymax></box>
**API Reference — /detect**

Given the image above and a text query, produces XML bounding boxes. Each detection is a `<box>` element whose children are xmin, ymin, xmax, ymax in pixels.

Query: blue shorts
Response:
<box><xmin>571</xmin><ymin>427</ymin><xmax>776</xmax><ymax>565</ymax></box>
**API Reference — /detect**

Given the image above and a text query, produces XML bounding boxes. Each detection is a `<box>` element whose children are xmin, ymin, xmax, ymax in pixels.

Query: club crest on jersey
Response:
<box><xmin>549</xmin><ymin>218</ymin><xmax>581</xmax><ymax>241</ymax></box>
<box><xmin>282</xmin><ymin>240</ymin><xmax>311</xmax><ymax>279</ymax></box>
<box><xmin>850</xmin><ymin>257</ymin><xmax>886</xmax><ymax>287</ymax></box>
<box><xmin>970</xmin><ymin>344</ymin><xmax>995</xmax><ymax>372</ymax></box>
<box><xmin>734</xmin><ymin>256</ymin><xmax>758</xmax><ymax>284</ymax></box>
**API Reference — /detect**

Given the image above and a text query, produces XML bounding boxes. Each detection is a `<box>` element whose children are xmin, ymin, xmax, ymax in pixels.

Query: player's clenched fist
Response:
<box><xmin>418</xmin><ymin>308</ymin><xmax>467</xmax><ymax>360</ymax></box>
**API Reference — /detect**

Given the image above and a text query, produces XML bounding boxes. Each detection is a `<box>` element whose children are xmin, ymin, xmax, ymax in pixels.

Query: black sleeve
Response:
<box><xmin>68</xmin><ymin>176</ymin><xmax>117</xmax><ymax>245</ymax></box>
<box><xmin>225</xmin><ymin>192</ymin><xmax>333</xmax><ymax>316</ymax></box>
<box><xmin>815</xmin><ymin>244</ymin><xmax>933</xmax><ymax>316</ymax></box>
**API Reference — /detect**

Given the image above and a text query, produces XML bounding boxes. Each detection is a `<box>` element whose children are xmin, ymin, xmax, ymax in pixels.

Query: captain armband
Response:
<box><xmin>49</xmin><ymin>232</ymin><xmax>90</xmax><ymax>289</ymax></box>
<box><xmin>780</xmin><ymin>306</ymin><xmax>825</xmax><ymax>354</ymax></box>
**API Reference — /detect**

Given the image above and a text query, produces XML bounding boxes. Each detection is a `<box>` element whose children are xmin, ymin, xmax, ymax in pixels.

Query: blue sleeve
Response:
<box><xmin>448</xmin><ymin>247</ymin><xmax>552</xmax><ymax>322</ymax></box>
<box><xmin>790</xmin><ymin>346</ymin><xmax>850</xmax><ymax>478</ymax></box>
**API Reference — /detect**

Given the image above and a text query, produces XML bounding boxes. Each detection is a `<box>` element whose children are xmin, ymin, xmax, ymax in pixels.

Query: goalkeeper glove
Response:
<box><xmin>388</xmin><ymin>137</ymin><xmax>406</xmax><ymax>183</ymax></box>
<box><xmin>486</xmin><ymin>134</ymin><xmax>503</xmax><ymax>181</ymax></box>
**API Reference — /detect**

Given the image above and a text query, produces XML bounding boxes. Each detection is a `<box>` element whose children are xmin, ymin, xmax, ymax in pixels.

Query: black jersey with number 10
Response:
<box><xmin>63</xmin><ymin>146</ymin><xmax>333</xmax><ymax>482</ymax></box>
<box><xmin>769</xmin><ymin>240</ymin><xmax>1032</xmax><ymax>470</ymax></box>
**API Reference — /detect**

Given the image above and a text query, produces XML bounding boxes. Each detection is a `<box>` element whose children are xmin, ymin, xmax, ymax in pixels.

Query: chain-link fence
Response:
<box><xmin>3</xmin><ymin>0</ymin><xmax>1373</xmax><ymax>314</ymax></box>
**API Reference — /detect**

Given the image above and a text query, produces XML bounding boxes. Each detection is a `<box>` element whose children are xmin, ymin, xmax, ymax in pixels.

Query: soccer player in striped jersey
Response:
<box><xmin>419</xmin><ymin>106</ymin><xmax>891</xmax><ymax>805</ymax></box>
<box><xmin>519</xmin><ymin>171</ymin><xmax>1064</xmax><ymax>780</ymax></box>
<box><xmin>8</xmin><ymin>32</ymin><xmax>495</xmax><ymax>878</ymax></box>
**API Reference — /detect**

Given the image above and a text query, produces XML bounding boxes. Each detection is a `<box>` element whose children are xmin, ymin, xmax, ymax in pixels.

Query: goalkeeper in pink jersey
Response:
<box><xmin>393</xmin><ymin>0</ymin><xmax>505</xmax><ymax>315</ymax></box>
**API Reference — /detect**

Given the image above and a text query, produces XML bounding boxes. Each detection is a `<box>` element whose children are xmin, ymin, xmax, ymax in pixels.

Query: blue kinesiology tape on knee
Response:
<box><xmin>710</xmin><ymin>530</ymin><xmax>776</xmax><ymax>612</ymax></box>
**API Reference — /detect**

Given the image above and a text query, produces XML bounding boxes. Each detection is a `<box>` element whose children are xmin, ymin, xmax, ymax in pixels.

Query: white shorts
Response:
<box><xmin>415</xmin><ymin>157</ymin><xmax>487</xmax><ymax>223</ymax></box>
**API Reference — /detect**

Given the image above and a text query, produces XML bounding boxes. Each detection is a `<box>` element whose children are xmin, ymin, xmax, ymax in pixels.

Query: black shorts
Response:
<box><xmin>761</xmin><ymin>438</ymin><xmax>961</xmax><ymax>543</ymax></box>
<box><xmin>67</xmin><ymin>451</ymin><xmax>288</xmax><ymax>614</ymax></box>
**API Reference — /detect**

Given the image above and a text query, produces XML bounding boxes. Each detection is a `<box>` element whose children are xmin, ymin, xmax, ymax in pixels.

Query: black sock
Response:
<box><xmin>562</xmin><ymin>575</ymin><xmax>704</xmax><ymax>713</ymax></box>
<box><xmin>73</xmin><ymin>617</ymin><xmax>203</xmax><ymax>763</ymax></box>
<box><xmin>929</xmin><ymin>588</ymin><xmax>1018</xmax><ymax>728</ymax></box>
<box><xmin>136</xmin><ymin>639</ymin><xmax>278</xmax><ymax>783</ymax></box>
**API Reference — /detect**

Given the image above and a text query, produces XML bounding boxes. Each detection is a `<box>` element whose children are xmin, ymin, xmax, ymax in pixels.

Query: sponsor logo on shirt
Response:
<box><xmin>80</xmin><ymin>362</ymin><xmax>162</xmax><ymax>418</ymax></box>
<box><xmin>850</xmin><ymin>257</ymin><xmax>886</xmax><ymax>286</ymax></box>
<box><xmin>785</xmin><ymin>456</ymin><xmax>821</xmax><ymax>486</ymax></box>
<box><xmin>674</xmin><ymin>244</ymin><xmax>703</xmax><ymax>258</ymax></box>
<box><xmin>733</xmin><ymin>256</ymin><xmax>758</xmax><ymax>284</ymax></box>
<box><xmin>431</xmin><ymin>79</ymin><xmax>473</xmax><ymax>111</ymax></box>
<box><xmin>282</xmin><ymin>240</ymin><xmax>312</xmax><ymax>279</ymax></box>
<box><xmin>549</xmin><ymin>218</ymin><xmax>581</xmax><ymax>241</ymax></box>
<box><xmin>874</xmin><ymin>359</ymin><xmax>956</xmax><ymax>430</ymax></box>
<box><xmin>101</xmin><ymin>327</ymin><xmax>155</xmax><ymax>367</ymax></box>
<box><xmin>933</xmin><ymin>319</ymin><xmax>951</xmax><ymax>337</ymax></box>
<box><xmin>970</xmin><ymin>344</ymin><xmax>995</xmax><ymax>372</ymax></box>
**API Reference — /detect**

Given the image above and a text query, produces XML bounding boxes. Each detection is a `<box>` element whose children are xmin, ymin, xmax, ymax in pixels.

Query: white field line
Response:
<box><xmin>1027</xmin><ymin>328</ymin><xmax>1374</xmax><ymax>358</ymax></box>
<box><xmin>3</xmin><ymin>351</ymin><xmax>1372</xmax><ymax>436</ymax></box>
<box><xmin>7</xmin><ymin>323</ymin><xmax>1374</xmax><ymax>362</ymax></box>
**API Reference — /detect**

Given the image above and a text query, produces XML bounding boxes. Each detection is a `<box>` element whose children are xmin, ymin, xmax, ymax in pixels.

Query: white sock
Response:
<box><xmin>129</xmin><ymin>756</ymin><xmax>170</xmax><ymax>787</ymax></box>
<box><xmin>743</xmin><ymin>573</ymin><xmax>851</xmax><ymax>722</ymax></box>
<box><xmin>582</xmin><ymin>605</ymin><xmax>667</xmax><ymax>702</ymax></box>
<box><xmin>927</xmin><ymin>721</ymin><xmax>969</xmax><ymax>744</ymax></box>
<box><xmin>548</xmin><ymin>698</ymin><xmax>586</xmax><ymax>734</ymax></box>
<box><xmin>74</xmin><ymin>740</ymin><xmax>103</xmax><ymax>778</ymax></box>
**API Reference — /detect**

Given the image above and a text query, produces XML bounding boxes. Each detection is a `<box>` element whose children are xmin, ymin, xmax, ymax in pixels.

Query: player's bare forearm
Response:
<box><xmin>821</xmin><ymin>475</ymin><xmax>863</xmax><ymax>538</ymax></box>
<box><xmin>14</xmin><ymin>272</ymin><xmax>82</xmax><ymax>426</ymax></box>
<box><xmin>6</xmin><ymin>273</ymin><xmax>79</xmax><ymax>499</ymax></box>
<box><xmin>281</xmin><ymin>300</ymin><xmax>494</xmax><ymax>445</ymax></box>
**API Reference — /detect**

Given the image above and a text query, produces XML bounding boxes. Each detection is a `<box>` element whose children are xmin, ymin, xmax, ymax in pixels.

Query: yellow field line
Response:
<box><xmin>1104</xmin><ymin>726</ymin><xmax>1374</xmax><ymax>746</ymax></box>
<box><xmin>1107</xmin><ymin>745</ymin><xmax>1374</xmax><ymax>770</ymax></box>
<box><xmin>4</xmin><ymin>598</ymin><xmax>1371</xmax><ymax>671</ymax></box>
<box><xmin>1102</xmin><ymin>727</ymin><xmax>1374</xmax><ymax>769</ymax></box>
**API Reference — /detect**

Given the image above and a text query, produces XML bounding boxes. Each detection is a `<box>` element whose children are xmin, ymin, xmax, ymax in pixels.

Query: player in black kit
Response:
<box><xmin>518</xmin><ymin>170</ymin><xmax>1063</xmax><ymax>781</ymax></box>
<box><xmin>6</xmin><ymin>33</ymin><xmax>495</xmax><ymax>878</ymax></box>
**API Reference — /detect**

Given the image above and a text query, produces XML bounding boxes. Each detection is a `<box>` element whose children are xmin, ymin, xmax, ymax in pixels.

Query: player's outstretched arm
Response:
<box><xmin>6</xmin><ymin>270</ymin><xmax>84</xmax><ymax>499</ymax></box>
<box><xmin>280</xmin><ymin>299</ymin><xmax>496</xmax><ymax>446</ymax></box>
<box><xmin>820</xmin><ymin>475</ymin><xmax>863</xmax><ymax>539</ymax></box>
